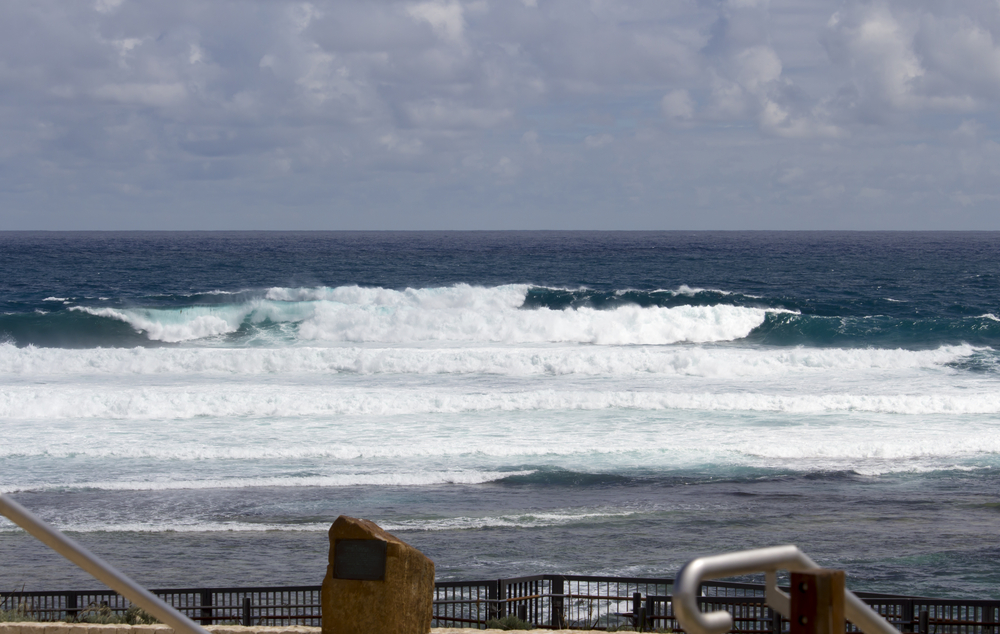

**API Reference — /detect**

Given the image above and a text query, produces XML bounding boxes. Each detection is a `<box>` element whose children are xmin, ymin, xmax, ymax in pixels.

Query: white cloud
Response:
<box><xmin>3</xmin><ymin>0</ymin><xmax>1000</xmax><ymax>229</ymax></box>
<box><xmin>584</xmin><ymin>133</ymin><xmax>613</xmax><ymax>148</ymax></box>
<box><xmin>825</xmin><ymin>4</ymin><xmax>925</xmax><ymax>111</ymax></box>
<box><xmin>92</xmin><ymin>83</ymin><xmax>187</xmax><ymax>108</ymax></box>
<box><xmin>521</xmin><ymin>130</ymin><xmax>541</xmax><ymax>154</ymax></box>
<box><xmin>734</xmin><ymin>45</ymin><xmax>782</xmax><ymax>93</ymax></box>
<box><xmin>661</xmin><ymin>89</ymin><xmax>695</xmax><ymax>120</ymax></box>
<box><xmin>379</xmin><ymin>132</ymin><xmax>423</xmax><ymax>154</ymax></box>
<box><xmin>822</xmin><ymin>2</ymin><xmax>999</xmax><ymax>119</ymax></box>
<box><xmin>493</xmin><ymin>156</ymin><xmax>519</xmax><ymax>177</ymax></box>
<box><xmin>94</xmin><ymin>0</ymin><xmax>124</xmax><ymax>14</ymax></box>
<box><xmin>189</xmin><ymin>44</ymin><xmax>204</xmax><ymax>65</ymax></box>
<box><xmin>404</xmin><ymin>100</ymin><xmax>512</xmax><ymax>129</ymax></box>
<box><xmin>407</xmin><ymin>0</ymin><xmax>465</xmax><ymax>43</ymax></box>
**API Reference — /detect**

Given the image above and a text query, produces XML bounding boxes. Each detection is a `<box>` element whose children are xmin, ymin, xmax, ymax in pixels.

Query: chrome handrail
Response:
<box><xmin>0</xmin><ymin>493</ymin><xmax>209</xmax><ymax>634</ymax></box>
<box><xmin>673</xmin><ymin>545</ymin><xmax>898</xmax><ymax>634</ymax></box>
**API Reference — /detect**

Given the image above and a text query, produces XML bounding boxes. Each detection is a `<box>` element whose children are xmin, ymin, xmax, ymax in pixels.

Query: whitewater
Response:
<box><xmin>1</xmin><ymin>231</ymin><xmax>999</xmax><ymax>598</ymax></box>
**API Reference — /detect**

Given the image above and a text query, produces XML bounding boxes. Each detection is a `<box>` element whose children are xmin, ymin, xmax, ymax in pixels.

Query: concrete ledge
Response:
<box><xmin>0</xmin><ymin>626</ymin><xmax>323</xmax><ymax>634</ymax></box>
<box><xmin>0</xmin><ymin>626</ymin><xmax>579</xmax><ymax>634</ymax></box>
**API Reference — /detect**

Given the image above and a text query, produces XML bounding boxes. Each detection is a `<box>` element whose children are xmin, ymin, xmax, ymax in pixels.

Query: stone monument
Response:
<box><xmin>321</xmin><ymin>515</ymin><xmax>435</xmax><ymax>634</ymax></box>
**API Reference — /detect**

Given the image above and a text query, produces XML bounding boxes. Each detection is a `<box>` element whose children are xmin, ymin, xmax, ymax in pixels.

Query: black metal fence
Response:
<box><xmin>0</xmin><ymin>586</ymin><xmax>320</xmax><ymax>626</ymax></box>
<box><xmin>3</xmin><ymin>577</ymin><xmax>998</xmax><ymax>633</ymax></box>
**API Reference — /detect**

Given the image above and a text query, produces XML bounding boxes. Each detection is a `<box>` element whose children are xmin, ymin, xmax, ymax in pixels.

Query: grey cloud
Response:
<box><xmin>1</xmin><ymin>0</ymin><xmax>1000</xmax><ymax>229</ymax></box>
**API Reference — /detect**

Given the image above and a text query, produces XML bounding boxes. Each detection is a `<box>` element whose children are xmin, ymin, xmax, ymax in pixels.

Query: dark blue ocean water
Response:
<box><xmin>3</xmin><ymin>231</ymin><xmax>1000</xmax><ymax>349</ymax></box>
<box><xmin>1</xmin><ymin>231</ymin><xmax>999</xmax><ymax>600</ymax></box>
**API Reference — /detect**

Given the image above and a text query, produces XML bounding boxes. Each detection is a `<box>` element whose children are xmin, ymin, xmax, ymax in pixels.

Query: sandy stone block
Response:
<box><xmin>321</xmin><ymin>516</ymin><xmax>435</xmax><ymax>634</ymax></box>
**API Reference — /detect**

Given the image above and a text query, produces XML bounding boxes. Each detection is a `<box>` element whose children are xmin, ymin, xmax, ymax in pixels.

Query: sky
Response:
<box><xmin>2</xmin><ymin>0</ymin><xmax>1000</xmax><ymax>230</ymax></box>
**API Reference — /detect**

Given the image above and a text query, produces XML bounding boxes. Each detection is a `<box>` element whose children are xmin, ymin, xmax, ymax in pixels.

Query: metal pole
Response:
<box><xmin>673</xmin><ymin>545</ymin><xmax>898</xmax><ymax>634</ymax></box>
<box><xmin>0</xmin><ymin>493</ymin><xmax>210</xmax><ymax>634</ymax></box>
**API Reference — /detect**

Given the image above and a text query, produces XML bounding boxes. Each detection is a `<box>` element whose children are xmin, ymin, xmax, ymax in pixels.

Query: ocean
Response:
<box><xmin>1</xmin><ymin>231</ymin><xmax>998</xmax><ymax>599</ymax></box>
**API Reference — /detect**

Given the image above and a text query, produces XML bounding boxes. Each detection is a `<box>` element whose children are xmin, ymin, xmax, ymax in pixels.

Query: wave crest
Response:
<box><xmin>66</xmin><ymin>285</ymin><xmax>775</xmax><ymax>345</ymax></box>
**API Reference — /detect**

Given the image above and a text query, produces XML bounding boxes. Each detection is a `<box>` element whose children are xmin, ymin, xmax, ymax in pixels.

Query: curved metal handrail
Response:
<box><xmin>0</xmin><ymin>493</ymin><xmax>209</xmax><ymax>634</ymax></box>
<box><xmin>673</xmin><ymin>545</ymin><xmax>897</xmax><ymax>634</ymax></box>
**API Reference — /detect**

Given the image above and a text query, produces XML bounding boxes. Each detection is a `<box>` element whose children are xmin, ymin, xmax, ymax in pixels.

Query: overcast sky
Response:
<box><xmin>3</xmin><ymin>0</ymin><xmax>1000</xmax><ymax>230</ymax></box>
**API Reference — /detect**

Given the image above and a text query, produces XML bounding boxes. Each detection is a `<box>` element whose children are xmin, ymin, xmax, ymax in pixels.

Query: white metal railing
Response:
<box><xmin>673</xmin><ymin>545</ymin><xmax>898</xmax><ymax>634</ymax></box>
<box><xmin>0</xmin><ymin>493</ymin><xmax>209</xmax><ymax>634</ymax></box>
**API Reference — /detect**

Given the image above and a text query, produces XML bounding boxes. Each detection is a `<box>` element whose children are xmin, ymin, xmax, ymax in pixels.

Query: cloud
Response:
<box><xmin>407</xmin><ymin>0</ymin><xmax>465</xmax><ymax>43</ymax></box>
<box><xmin>404</xmin><ymin>100</ymin><xmax>512</xmax><ymax>129</ymax></box>
<box><xmin>822</xmin><ymin>1</ymin><xmax>1000</xmax><ymax>121</ymax></box>
<box><xmin>661</xmin><ymin>89</ymin><xmax>695</xmax><ymax>120</ymax></box>
<box><xmin>94</xmin><ymin>0</ymin><xmax>124</xmax><ymax>14</ymax></box>
<box><xmin>584</xmin><ymin>133</ymin><xmax>613</xmax><ymax>148</ymax></box>
<box><xmin>92</xmin><ymin>82</ymin><xmax>187</xmax><ymax>108</ymax></box>
<box><xmin>1</xmin><ymin>0</ymin><xmax>1000</xmax><ymax>229</ymax></box>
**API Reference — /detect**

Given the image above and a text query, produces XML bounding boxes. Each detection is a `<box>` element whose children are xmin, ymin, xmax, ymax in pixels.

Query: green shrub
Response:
<box><xmin>0</xmin><ymin>597</ymin><xmax>36</xmax><ymax>623</ymax></box>
<box><xmin>74</xmin><ymin>604</ymin><xmax>120</xmax><ymax>624</ymax></box>
<box><xmin>122</xmin><ymin>606</ymin><xmax>158</xmax><ymax>625</ymax></box>
<box><xmin>71</xmin><ymin>603</ymin><xmax>158</xmax><ymax>625</ymax></box>
<box><xmin>486</xmin><ymin>614</ymin><xmax>534</xmax><ymax>630</ymax></box>
<box><xmin>0</xmin><ymin>608</ymin><xmax>36</xmax><ymax>623</ymax></box>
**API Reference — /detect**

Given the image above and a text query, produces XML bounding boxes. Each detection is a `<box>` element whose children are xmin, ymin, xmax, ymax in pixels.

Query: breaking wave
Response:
<box><xmin>62</xmin><ymin>284</ymin><xmax>776</xmax><ymax>345</ymax></box>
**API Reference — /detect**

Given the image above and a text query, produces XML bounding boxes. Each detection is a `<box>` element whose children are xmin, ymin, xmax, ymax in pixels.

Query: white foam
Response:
<box><xmin>62</xmin><ymin>285</ymin><xmax>779</xmax><ymax>345</ymax></box>
<box><xmin>2</xmin><ymin>341</ymin><xmax>977</xmax><ymax>378</ymax></box>
<box><xmin>0</xmin><ymin>470</ymin><xmax>533</xmax><ymax>494</ymax></box>
<box><xmin>0</xmin><ymin>508</ymin><xmax>636</xmax><ymax>534</ymax></box>
<box><xmin>380</xmin><ymin>509</ymin><xmax>639</xmax><ymax>532</ymax></box>
<box><xmin>2</xmin><ymin>383</ymin><xmax>999</xmax><ymax>423</ymax></box>
<box><xmin>71</xmin><ymin>306</ymin><xmax>242</xmax><ymax>342</ymax></box>
<box><xmin>0</xmin><ymin>519</ymin><xmax>331</xmax><ymax>533</ymax></box>
<box><xmin>296</xmin><ymin>292</ymin><xmax>776</xmax><ymax>346</ymax></box>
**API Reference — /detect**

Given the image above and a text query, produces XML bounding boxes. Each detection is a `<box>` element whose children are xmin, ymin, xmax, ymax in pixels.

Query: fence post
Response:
<box><xmin>488</xmin><ymin>580</ymin><xmax>498</xmax><ymax>621</ymax></box>
<box><xmin>902</xmin><ymin>600</ymin><xmax>914</xmax><ymax>633</ymax></box>
<box><xmin>242</xmin><ymin>597</ymin><xmax>252</xmax><ymax>627</ymax></box>
<box><xmin>498</xmin><ymin>579</ymin><xmax>507</xmax><ymax>619</ymax></box>
<box><xmin>633</xmin><ymin>592</ymin><xmax>642</xmax><ymax>629</ymax></box>
<box><xmin>918</xmin><ymin>610</ymin><xmax>929</xmax><ymax>634</ymax></box>
<box><xmin>200</xmin><ymin>590</ymin><xmax>213</xmax><ymax>626</ymax></box>
<box><xmin>66</xmin><ymin>592</ymin><xmax>78</xmax><ymax>622</ymax></box>
<box><xmin>789</xmin><ymin>570</ymin><xmax>845</xmax><ymax>634</ymax></box>
<box><xmin>551</xmin><ymin>577</ymin><xmax>565</xmax><ymax>629</ymax></box>
<box><xmin>772</xmin><ymin>606</ymin><xmax>783</xmax><ymax>634</ymax></box>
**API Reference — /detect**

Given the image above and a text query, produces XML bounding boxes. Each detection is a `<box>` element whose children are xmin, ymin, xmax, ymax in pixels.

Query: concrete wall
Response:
<box><xmin>0</xmin><ymin>625</ymin><xmax>545</xmax><ymax>634</ymax></box>
<box><xmin>0</xmin><ymin>625</ymin><xmax>320</xmax><ymax>634</ymax></box>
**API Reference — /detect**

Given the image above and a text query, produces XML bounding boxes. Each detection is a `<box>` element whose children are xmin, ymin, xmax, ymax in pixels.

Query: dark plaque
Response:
<box><xmin>334</xmin><ymin>539</ymin><xmax>387</xmax><ymax>581</ymax></box>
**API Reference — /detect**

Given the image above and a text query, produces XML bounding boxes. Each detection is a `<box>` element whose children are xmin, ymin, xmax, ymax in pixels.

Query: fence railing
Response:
<box><xmin>0</xmin><ymin>586</ymin><xmax>321</xmax><ymax>626</ymax></box>
<box><xmin>3</xmin><ymin>577</ymin><xmax>999</xmax><ymax>633</ymax></box>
